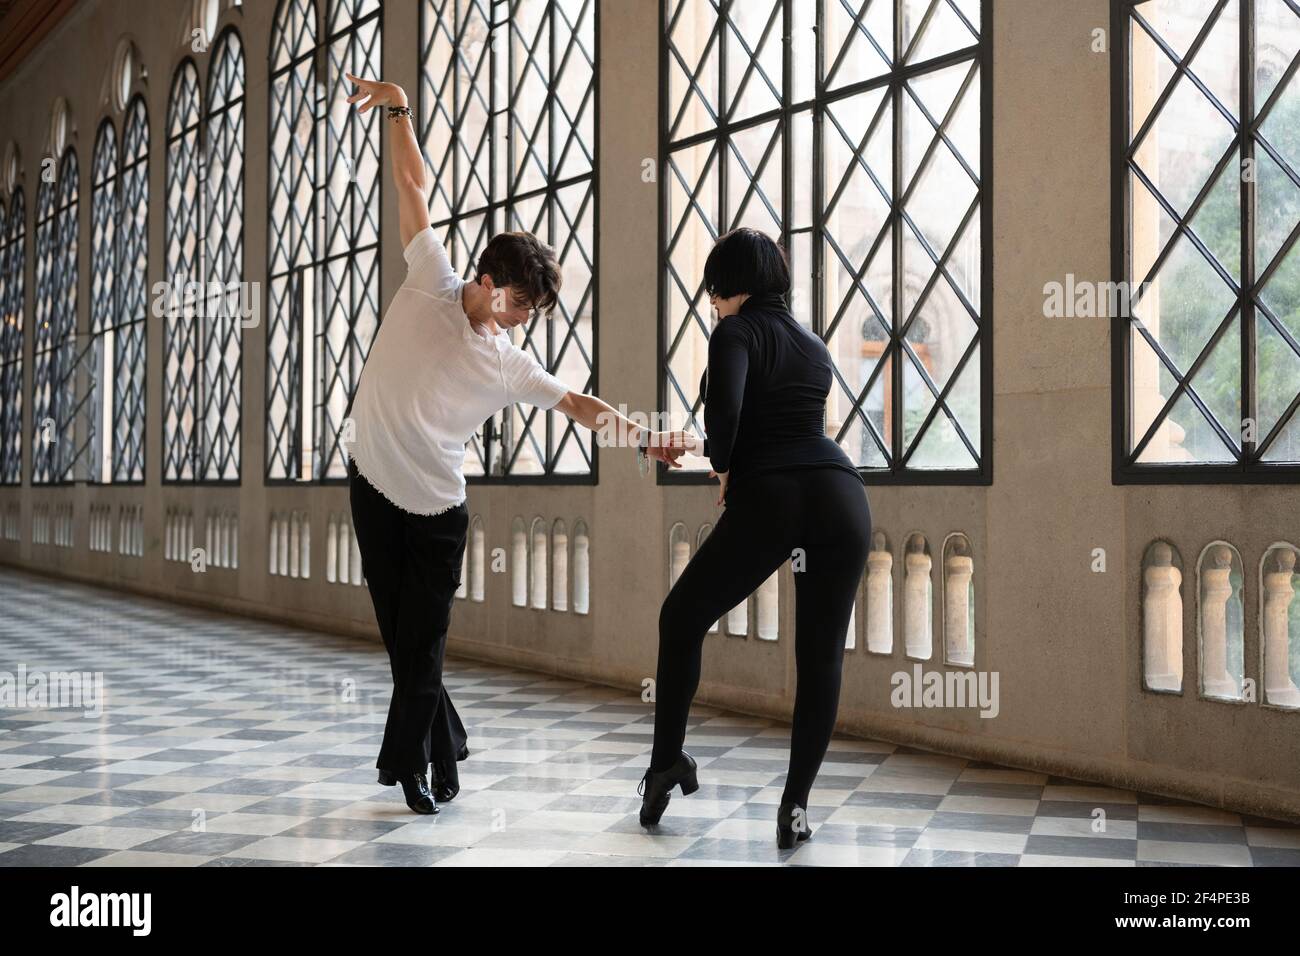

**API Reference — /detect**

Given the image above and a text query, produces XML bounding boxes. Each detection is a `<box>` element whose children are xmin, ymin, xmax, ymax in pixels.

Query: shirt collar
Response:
<box><xmin>738</xmin><ymin>292</ymin><xmax>789</xmax><ymax>315</ymax></box>
<box><xmin>465</xmin><ymin>319</ymin><xmax>510</xmax><ymax>351</ymax></box>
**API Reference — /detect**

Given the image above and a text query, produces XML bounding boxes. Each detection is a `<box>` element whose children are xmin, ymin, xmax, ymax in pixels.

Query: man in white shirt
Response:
<box><xmin>343</xmin><ymin>74</ymin><xmax>684</xmax><ymax>814</ymax></box>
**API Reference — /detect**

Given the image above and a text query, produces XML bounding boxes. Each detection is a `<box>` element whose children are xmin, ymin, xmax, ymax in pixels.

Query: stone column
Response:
<box><xmin>904</xmin><ymin>535</ymin><xmax>932</xmax><ymax>659</ymax></box>
<box><xmin>1143</xmin><ymin>541</ymin><xmax>1182</xmax><ymax>691</ymax></box>
<box><xmin>1263</xmin><ymin>547</ymin><xmax>1300</xmax><ymax>707</ymax></box>
<box><xmin>1199</xmin><ymin>545</ymin><xmax>1236</xmax><ymax>698</ymax></box>
<box><xmin>866</xmin><ymin>533</ymin><xmax>893</xmax><ymax>654</ymax></box>
<box><xmin>945</xmin><ymin>544</ymin><xmax>974</xmax><ymax>666</ymax></box>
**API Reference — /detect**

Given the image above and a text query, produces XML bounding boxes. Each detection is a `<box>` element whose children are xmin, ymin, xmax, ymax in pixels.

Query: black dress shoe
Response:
<box><xmin>379</xmin><ymin>748</ymin><xmax>467</xmax><ymax>787</ymax></box>
<box><xmin>378</xmin><ymin>769</ymin><xmax>438</xmax><ymax>814</ymax></box>
<box><xmin>776</xmin><ymin>801</ymin><xmax>813</xmax><ymax>849</ymax></box>
<box><xmin>637</xmin><ymin>751</ymin><xmax>699</xmax><ymax>827</ymax></box>
<box><xmin>430</xmin><ymin>756</ymin><xmax>460</xmax><ymax>803</ymax></box>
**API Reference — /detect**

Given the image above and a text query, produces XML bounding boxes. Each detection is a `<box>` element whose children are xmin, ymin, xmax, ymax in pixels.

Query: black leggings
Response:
<box><xmin>349</xmin><ymin>460</ymin><xmax>469</xmax><ymax>773</ymax></box>
<box><xmin>651</xmin><ymin>467</ymin><xmax>871</xmax><ymax>808</ymax></box>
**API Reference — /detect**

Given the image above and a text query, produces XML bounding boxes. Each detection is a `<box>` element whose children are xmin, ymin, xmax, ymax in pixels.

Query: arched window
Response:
<box><xmin>89</xmin><ymin>98</ymin><xmax>149</xmax><ymax>484</ymax></box>
<box><xmin>661</xmin><ymin>0</ymin><xmax>988</xmax><ymax>482</ymax></box>
<box><xmin>90</xmin><ymin>120</ymin><xmax>120</xmax><ymax>482</ymax></box>
<box><xmin>111</xmin><ymin>41</ymin><xmax>138</xmax><ymax>113</ymax></box>
<box><xmin>267</xmin><ymin>0</ymin><xmax>382</xmax><ymax>481</ymax></box>
<box><xmin>32</xmin><ymin>147</ymin><xmax>78</xmax><ymax>484</ymax></box>
<box><xmin>116</xmin><ymin>98</ymin><xmax>148</xmax><ymax>481</ymax></box>
<box><xmin>163</xmin><ymin>60</ymin><xmax>202</xmax><ymax>481</ymax></box>
<box><xmin>47</xmin><ymin>99</ymin><xmax>68</xmax><ymax>158</ymax></box>
<box><xmin>419</xmin><ymin>0</ymin><xmax>598</xmax><ymax>478</ymax></box>
<box><xmin>163</xmin><ymin>28</ymin><xmax>245</xmax><ymax>485</ymax></box>
<box><xmin>3</xmin><ymin>141</ymin><xmax>20</xmax><ymax>194</ymax></box>
<box><xmin>0</xmin><ymin>187</ymin><xmax>24</xmax><ymax>485</ymax></box>
<box><xmin>200</xmin><ymin>28</ymin><xmax>245</xmax><ymax>481</ymax></box>
<box><xmin>1116</xmin><ymin>1</ymin><xmax>1300</xmax><ymax>479</ymax></box>
<box><xmin>194</xmin><ymin>0</ymin><xmax>221</xmax><ymax>44</ymax></box>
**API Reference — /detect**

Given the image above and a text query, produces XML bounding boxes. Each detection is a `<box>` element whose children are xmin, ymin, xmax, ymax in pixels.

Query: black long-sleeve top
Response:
<box><xmin>699</xmin><ymin>292</ymin><xmax>864</xmax><ymax>488</ymax></box>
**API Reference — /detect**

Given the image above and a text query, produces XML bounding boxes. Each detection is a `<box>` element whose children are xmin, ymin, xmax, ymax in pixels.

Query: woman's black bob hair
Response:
<box><xmin>702</xmin><ymin>227</ymin><xmax>791</xmax><ymax>300</ymax></box>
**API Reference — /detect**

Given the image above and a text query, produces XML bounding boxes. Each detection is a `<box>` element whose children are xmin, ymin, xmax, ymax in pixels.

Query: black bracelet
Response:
<box><xmin>387</xmin><ymin>105</ymin><xmax>412</xmax><ymax>120</ymax></box>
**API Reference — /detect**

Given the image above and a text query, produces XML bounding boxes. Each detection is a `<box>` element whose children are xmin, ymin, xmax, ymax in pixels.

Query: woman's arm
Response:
<box><xmin>345</xmin><ymin>74</ymin><xmax>429</xmax><ymax>248</ymax></box>
<box><xmin>702</xmin><ymin>322</ymin><xmax>749</xmax><ymax>474</ymax></box>
<box><xmin>554</xmin><ymin>392</ymin><xmax>687</xmax><ymax>467</ymax></box>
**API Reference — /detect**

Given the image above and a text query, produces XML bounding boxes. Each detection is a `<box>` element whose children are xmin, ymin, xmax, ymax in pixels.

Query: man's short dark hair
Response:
<box><xmin>475</xmin><ymin>232</ymin><xmax>562</xmax><ymax>317</ymax></box>
<box><xmin>702</xmin><ymin>227</ymin><xmax>791</xmax><ymax>300</ymax></box>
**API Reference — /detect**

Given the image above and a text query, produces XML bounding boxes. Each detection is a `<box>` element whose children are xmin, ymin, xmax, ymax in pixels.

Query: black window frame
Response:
<box><xmin>31</xmin><ymin>147</ymin><xmax>79</xmax><ymax>487</ymax></box>
<box><xmin>265</xmin><ymin>0</ymin><xmax>383</xmax><ymax>485</ymax></box>
<box><xmin>418</xmin><ymin>0</ymin><xmax>600</xmax><ymax>486</ymax></box>
<box><xmin>88</xmin><ymin>98</ymin><xmax>149</xmax><ymax>487</ymax></box>
<box><xmin>0</xmin><ymin>187</ymin><xmax>25</xmax><ymax>486</ymax></box>
<box><xmin>1111</xmin><ymin>0</ymin><xmax>1300</xmax><ymax>484</ymax></box>
<box><xmin>657</xmin><ymin>0</ymin><xmax>993</xmax><ymax>487</ymax></box>
<box><xmin>161</xmin><ymin>27</ymin><xmax>247</xmax><ymax>486</ymax></box>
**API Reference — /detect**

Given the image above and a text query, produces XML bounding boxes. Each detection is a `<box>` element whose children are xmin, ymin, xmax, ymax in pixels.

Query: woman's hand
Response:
<box><xmin>645</xmin><ymin>430</ymin><xmax>689</xmax><ymax>469</ymax></box>
<box><xmin>709</xmin><ymin>470</ymin><xmax>729</xmax><ymax>506</ymax></box>
<box><xmin>344</xmin><ymin>73</ymin><xmax>408</xmax><ymax>112</ymax></box>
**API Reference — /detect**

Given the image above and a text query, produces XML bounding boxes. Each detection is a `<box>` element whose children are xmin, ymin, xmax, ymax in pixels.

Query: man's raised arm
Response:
<box><xmin>346</xmin><ymin>73</ymin><xmax>431</xmax><ymax>248</ymax></box>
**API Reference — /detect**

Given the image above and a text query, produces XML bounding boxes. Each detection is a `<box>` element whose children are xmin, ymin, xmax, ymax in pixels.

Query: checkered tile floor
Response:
<box><xmin>1</xmin><ymin>568</ymin><xmax>1298</xmax><ymax>867</ymax></box>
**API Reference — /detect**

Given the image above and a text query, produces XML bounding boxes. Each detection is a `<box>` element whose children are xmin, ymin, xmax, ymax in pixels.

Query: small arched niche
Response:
<box><xmin>572</xmin><ymin>520</ymin><xmax>590</xmax><ymax>615</ymax></box>
<box><xmin>942</xmin><ymin>533</ymin><xmax>975</xmax><ymax>667</ymax></box>
<box><xmin>529</xmin><ymin>516</ymin><xmax>548</xmax><ymax>609</ymax></box>
<box><xmin>510</xmin><ymin>517</ymin><xmax>527</xmax><ymax>607</ymax></box>
<box><xmin>1142</xmin><ymin>540</ymin><xmax>1184</xmax><ymax>693</ymax></box>
<box><xmin>903</xmin><ymin>532</ymin><xmax>932</xmax><ymax>660</ymax></box>
<box><xmin>552</xmin><ymin>519</ymin><xmax>569</xmax><ymax>612</ymax></box>
<box><xmin>865</xmin><ymin>531</ymin><xmax>893</xmax><ymax>654</ymax></box>
<box><xmin>697</xmin><ymin>524</ymin><xmax>719</xmax><ymax>633</ymax></box>
<box><xmin>1196</xmin><ymin>541</ymin><xmax>1244</xmax><ymax>701</ymax></box>
<box><xmin>1260</xmin><ymin>543</ymin><xmax>1300</xmax><ymax>709</ymax></box>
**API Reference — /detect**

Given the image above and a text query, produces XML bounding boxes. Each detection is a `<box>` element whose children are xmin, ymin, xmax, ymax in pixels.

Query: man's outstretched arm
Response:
<box><xmin>554</xmin><ymin>392</ymin><xmax>688</xmax><ymax>467</ymax></box>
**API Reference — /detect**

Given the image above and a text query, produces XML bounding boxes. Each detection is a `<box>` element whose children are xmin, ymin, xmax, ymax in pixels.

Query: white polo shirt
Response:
<box><xmin>347</xmin><ymin>226</ymin><xmax>570</xmax><ymax>515</ymax></box>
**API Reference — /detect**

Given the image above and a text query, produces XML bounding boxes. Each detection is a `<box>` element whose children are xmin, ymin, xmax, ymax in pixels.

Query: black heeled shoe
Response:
<box><xmin>430</xmin><ymin>756</ymin><xmax>460</xmax><ymax>803</ymax></box>
<box><xmin>637</xmin><ymin>751</ymin><xmax>699</xmax><ymax>827</ymax></box>
<box><xmin>377</xmin><ymin>769</ymin><xmax>438</xmax><ymax>815</ymax></box>
<box><xmin>776</xmin><ymin>801</ymin><xmax>813</xmax><ymax>849</ymax></box>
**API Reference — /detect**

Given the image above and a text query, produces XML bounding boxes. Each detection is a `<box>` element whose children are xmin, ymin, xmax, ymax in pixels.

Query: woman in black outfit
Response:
<box><xmin>638</xmin><ymin>228</ymin><xmax>873</xmax><ymax>848</ymax></box>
